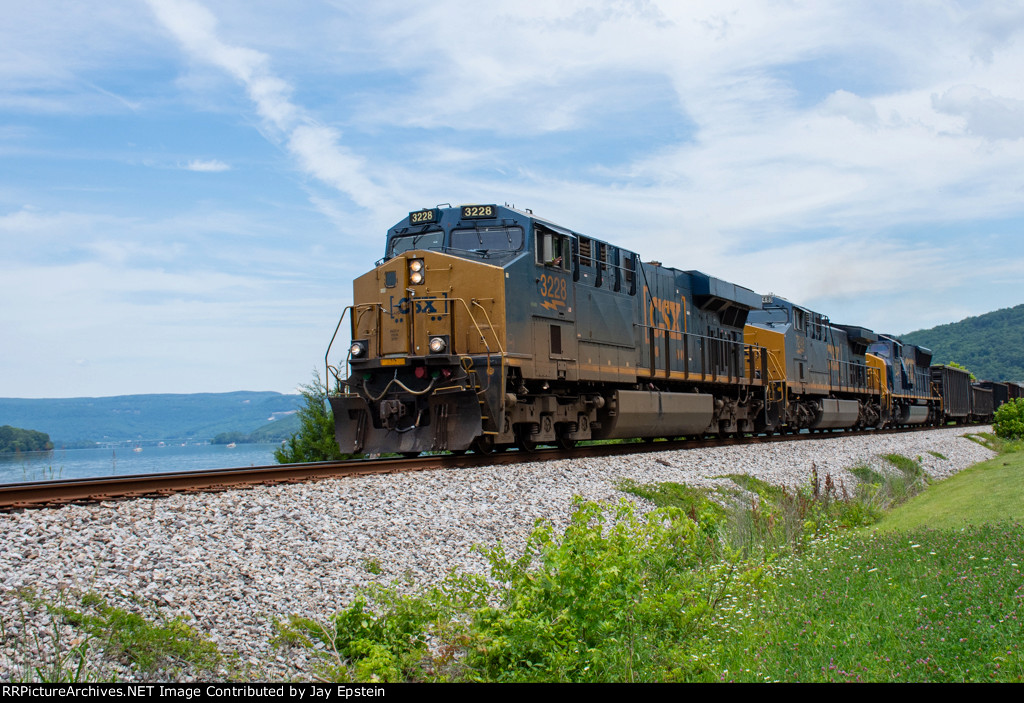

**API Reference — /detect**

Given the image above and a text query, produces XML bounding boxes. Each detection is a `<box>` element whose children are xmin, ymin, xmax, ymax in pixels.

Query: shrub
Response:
<box><xmin>994</xmin><ymin>398</ymin><xmax>1024</xmax><ymax>440</ymax></box>
<box><xmin>275</xmin><ymin>371</ymin><xmax>348</xmax><ymax>463</ymax></box>
<box><xmin>282</xmin><ymin>499</ymin><xmax>760</xmax><ymax>683</ymax></box>
<box><xmin>469</xmin><ymin>499</ymin><xmax>746</xmax><ymax>682</ymax></box>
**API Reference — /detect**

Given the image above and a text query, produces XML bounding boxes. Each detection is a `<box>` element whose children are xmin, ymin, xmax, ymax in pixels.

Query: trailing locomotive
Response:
<box><xmin>325</xmin><ymin>204</ymin><xmax>1002</xmax><ymax>455</ymax></box>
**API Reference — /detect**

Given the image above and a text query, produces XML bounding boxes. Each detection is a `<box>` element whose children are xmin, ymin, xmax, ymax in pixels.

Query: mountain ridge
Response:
<box><xmin>900</xmin><ymin>302</ymin><xmax>1024</xmax><ymax>383</ymax></box>
<box><xmin>0</xmin><ymin>391</ymin><xmax>303</xmax><ymax>444</ymax></box>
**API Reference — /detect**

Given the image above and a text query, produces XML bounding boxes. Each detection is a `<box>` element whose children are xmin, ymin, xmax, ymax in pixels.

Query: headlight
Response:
<box><xmin>409</xmin><ymin>259</ymin><xmax>425</xmax><ymax>284</ymax></box>
<box><xmin>349</xmin><ymin>341</ymin><xmax>367</xmax><ymax>358</ymax></box>
<box><xmin>428</xmin><ymin>336</ymin><xmax>447</xmax><ymax>354</ymax></box>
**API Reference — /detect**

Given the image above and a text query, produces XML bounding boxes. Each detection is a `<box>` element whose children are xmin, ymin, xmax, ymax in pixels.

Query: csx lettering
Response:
<box><xmin>388</xmin><ymin>295</ymin><xmax>448</xmax><ymax>321</ymax></box>
<box><xmin>390</xmin><ymin>296</ymin><xmax>410</xmax><ymax>316</ymax></box>
<box><xmin>644</xmin><ymin>289</ymin><xmax>682</xmax><ymax>332</ymax></box>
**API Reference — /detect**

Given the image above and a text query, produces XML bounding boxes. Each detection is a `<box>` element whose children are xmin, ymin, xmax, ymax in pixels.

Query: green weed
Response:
<box><xmin>0</xmin><ymin>592</ymin><xmax>95</xmax><ymax>683</ymax></box>
<box><xmin>7</xmin><ymin>590</ymin><xmax>224</xmax><ymax>680</ymax></box>
<box><xmin>616</xmin><ymin>479</ymin><xmax>729</xmax><ymax>537</ymax></box>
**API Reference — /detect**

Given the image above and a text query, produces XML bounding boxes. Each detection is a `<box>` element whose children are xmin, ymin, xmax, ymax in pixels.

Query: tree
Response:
<box><xmin>994</xmin><ymin>398</ymin><xmax>1024</xmax><ymax>440</ymax></box>
<box><xmin>0</xmin><ymin>425</ymin><xmax>54</xmax><ymax>453</ymax></box>
<box><xmin>274</xmin><ymin>372</ymin><xmax>348</xmax><ymax>463</ymax></box>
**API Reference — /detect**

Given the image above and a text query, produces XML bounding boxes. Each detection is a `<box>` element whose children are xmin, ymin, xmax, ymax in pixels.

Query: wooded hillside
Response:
<box><xmin>900</xmin><ymin>303</ymin><xmax>1024</xmax><ymax>382</ymax></box>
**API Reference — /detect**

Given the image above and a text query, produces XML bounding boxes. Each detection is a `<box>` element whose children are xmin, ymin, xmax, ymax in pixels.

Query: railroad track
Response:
<box><xmin>0</xmin><ymin>425</ymin><xmax>952</xmax><ymax>511</ymax></box>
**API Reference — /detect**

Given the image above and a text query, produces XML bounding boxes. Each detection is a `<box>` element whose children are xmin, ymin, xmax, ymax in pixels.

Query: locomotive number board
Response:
<box><xmin>461</xmin><ymin>204</ymin><xmax>497</xmax><ymax>219</ymax></box>
<box><xmin>409</xmin><ymin>208</ymin><xmax>440</xmax><ymax>225</ymax></box>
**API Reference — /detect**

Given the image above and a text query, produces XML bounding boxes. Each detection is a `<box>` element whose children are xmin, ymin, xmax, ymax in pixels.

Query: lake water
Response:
<box><xmin>0</xmin><ymin>443</ymin><xmax>283</xmax><ymax>484</ymax></box>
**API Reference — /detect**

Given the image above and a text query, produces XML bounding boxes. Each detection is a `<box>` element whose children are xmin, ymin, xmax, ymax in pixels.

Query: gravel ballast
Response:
<box><xmin>0</xmin><ymin>426</ymin><xmax>995</xmax><ymax>680</ymax></box>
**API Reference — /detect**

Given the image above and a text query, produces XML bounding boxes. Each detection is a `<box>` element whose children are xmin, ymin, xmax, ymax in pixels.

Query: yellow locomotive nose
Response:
<box><xmin>329</xmin><ymin>249</ymin><xmax>508</xmax><ymax>455</ymax></box>
<box><xmin>351</xmin><ymin>251</ymin><xmax>505</xmax><ymax>360</ymax></box>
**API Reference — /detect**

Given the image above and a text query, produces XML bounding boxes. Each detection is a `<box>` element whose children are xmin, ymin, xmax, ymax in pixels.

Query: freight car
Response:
<box><xmin>930</xmin><ymin>365</ymin><xmax>972</xmax><ymax>422</ymax></box>
<box><xmin>325</xmin><ymin>204</ymin><xmax>995</xmax><ymax>455</ymax></box>
<box><xmin>976</xmin><ymin>381</ymin><xmax>1009</xmax><ymax>411</ymax></box>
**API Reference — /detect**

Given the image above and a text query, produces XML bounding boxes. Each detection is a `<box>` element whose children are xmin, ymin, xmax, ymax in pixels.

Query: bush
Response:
<box><xmin>280</xmin><ymin>499</ymin><xmax>761</xmax><ymax>683</ymax></box>
<box><xmin>994</xmin><ymin>398</ymin><xmax>1024</xmax><ymax>440</ymax></box>
<box><xmin>275</xmin><ymin>372</ymin><xmax>347</xmax><ymax>463</ymax></box>
<box><xmin>469</xmin><ymin>499</ymin><xmax>737</xmax><ymax>682</ymax></box>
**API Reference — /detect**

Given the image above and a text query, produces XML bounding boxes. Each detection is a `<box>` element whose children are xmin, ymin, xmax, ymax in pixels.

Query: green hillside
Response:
<box><xmin>900</xmin><ymin>303</ymin><xmax>1024</xmax><ymax>382</ymax></box>
<box><xmin>0</xmin><ymin>392</ymin><xmax>301</xmax><ymax>445</ymax></box>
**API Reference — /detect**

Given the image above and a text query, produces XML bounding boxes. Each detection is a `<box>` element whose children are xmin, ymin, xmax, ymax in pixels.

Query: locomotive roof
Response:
<box><xmin>392</xmin><ymin>203</ymin><xmax>599</xmax><ymax>241</ymax></box>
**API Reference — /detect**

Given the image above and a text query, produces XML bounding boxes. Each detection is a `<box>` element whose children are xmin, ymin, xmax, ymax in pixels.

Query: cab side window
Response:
<box><xmin>536</xmin><ymin>228</ymin><xmax>570</xmax><ymax>271</ymax></box>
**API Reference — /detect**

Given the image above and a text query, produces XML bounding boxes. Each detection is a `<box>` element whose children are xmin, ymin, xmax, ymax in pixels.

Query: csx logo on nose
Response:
<box><xmin>390</xmin><ymin>296</ymin><xmax>438</xmax><ymax>316</ymax></box>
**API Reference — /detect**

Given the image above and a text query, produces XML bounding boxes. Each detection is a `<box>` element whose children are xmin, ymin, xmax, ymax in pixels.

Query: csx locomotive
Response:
<box><xmin>325</xmin><ymin>204</ymin><xmax>1012</xmax><ymax>455</ymax></box>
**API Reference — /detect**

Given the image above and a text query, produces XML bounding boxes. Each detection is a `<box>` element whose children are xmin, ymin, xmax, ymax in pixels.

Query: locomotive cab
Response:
<box><xmin>329</xmin><ymin>204</ymin><xmax>601</xmax><ymax>454</ymax></box>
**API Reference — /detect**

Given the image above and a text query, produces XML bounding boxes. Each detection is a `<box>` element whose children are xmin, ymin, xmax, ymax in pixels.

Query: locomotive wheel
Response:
<box><xmin>517</xmin><ymin>438</ymin><xmax>538</xmax><ymax>453</ymax></box>
<box><xmin>516</xmin><ymin>429</ymin><xmax>538</xmax><ymax>453</ymax></box>
<box><xmin>472</xmin><ymin>436</ymin><xmax>498</xmax><ymax>455</ymax></box>
<box><xmin>556</xmin><ymin>434</ymin><xmax>576</xmax><ymax>451</ymax></box>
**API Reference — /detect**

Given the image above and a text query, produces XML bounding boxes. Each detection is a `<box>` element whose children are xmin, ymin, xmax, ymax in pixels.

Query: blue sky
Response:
<box><xmin>3</xmin><ymin>0</ymin><xmax>1024</xmax><ymax>398</ymax></box>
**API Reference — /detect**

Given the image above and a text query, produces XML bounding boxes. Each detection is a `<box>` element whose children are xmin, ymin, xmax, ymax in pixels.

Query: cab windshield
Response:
<box><xmin>388</xmin><ymin>230</ymin><xmax>444</xmax><ymax>257</ymax></box>
<box><xmin>449</xmin><ymin>226</ymin><xmax>524</xmax><ymax>257</ymax></box>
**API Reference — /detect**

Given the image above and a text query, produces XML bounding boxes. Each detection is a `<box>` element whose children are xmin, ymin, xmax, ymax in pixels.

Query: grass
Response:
<box><xmin>700</xmin><ymin>435</ymin><xmax>1024</xmax><ymax>682</ymax></box>
<box><xmin>709</xmin><ymin>524</ymin><xmax>1024</xmax><ymax>682</ymax></box>
<box><xmin>872</xmin><ymin>437</ymin><xmax>1024</xmax><ymax>532</ymax></box>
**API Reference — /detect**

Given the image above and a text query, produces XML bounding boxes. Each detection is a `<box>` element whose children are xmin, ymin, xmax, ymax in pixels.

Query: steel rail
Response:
<box><xmin>0</xmin><ymin>424</ymin><xmax>970</xmax><ymax>512</ymax></box>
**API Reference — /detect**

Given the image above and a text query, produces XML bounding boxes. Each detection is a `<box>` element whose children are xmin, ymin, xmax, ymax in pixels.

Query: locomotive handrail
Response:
<box><xmin>324</xmin><ymin>303</ymin><xmax>387</xmax><ymax>392</ymax></box>
<box><xmin>826</xmin><ymin>357</ymin><xmax>877</xmax><ymax>395</ymax></box>
<box><xmin>324</xmin><ymin>304</ymin><xmax>353</xmax><ymax>391</ymax></box>
<box><xmin>635</xmin><ymin>323</ymin><xmax>755</xmax><ymax>385</ymax></box>
<box><xmin>765</xmin><ymin>348</ymin><xmax>786</xmax><ymax>383</ymax></box>
<box><xmin>469</xmin><ymin>298</ymin><xmax>506</xmax><ymax>355</ymax></box>
<box><xmin>408</xmin><ymin>294</ymin><xmax>506</xmax><ymax>356</ymax></box>
<box><xmin>574</xmin><ymin>249</ymin><xmax>637</xmax><ymax>294</ymax></box>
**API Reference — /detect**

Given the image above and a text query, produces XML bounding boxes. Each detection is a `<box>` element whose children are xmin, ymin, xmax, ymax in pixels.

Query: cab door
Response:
<box><xmin>532</xmin><ymin>227</ymin><xmax>577</xmax><ymax>380</ymax></box>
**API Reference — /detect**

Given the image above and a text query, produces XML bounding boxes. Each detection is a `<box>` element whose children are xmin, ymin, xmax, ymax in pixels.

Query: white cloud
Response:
<box><xmin>820</xmin><ymin>90</ymin><xmax>878</xmax><ymax>126</ymax></box>
<box><xmin>146</xmin><ymin>0</ymin><xmax>390</xmax><ymax>212</ymax></box>
<box><xmin>931</xmin><ymin>84</ymin><xmax>1024</xmax><ymax>140</ymax></box>
<box><xmin>185</xmin><ymin>158</ymin><xmax>230</xmax><ymax>172</ymax></box>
